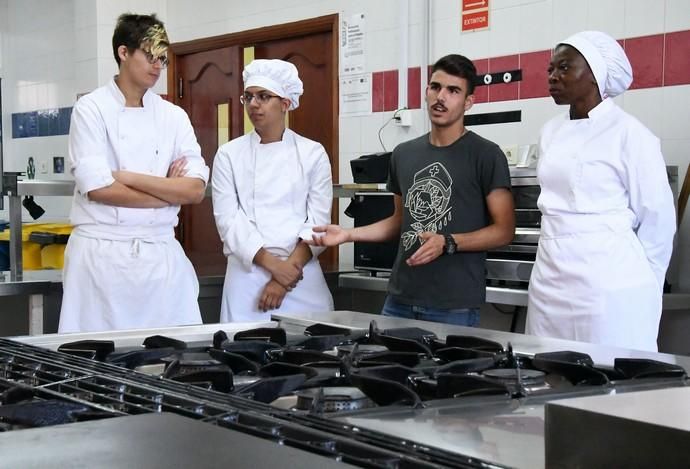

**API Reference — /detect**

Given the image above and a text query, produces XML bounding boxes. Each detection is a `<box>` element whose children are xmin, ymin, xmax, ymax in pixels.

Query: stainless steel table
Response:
<box><xmin>339</xmin><ymin>271</ymin><xmax>531</xmax><ymax>306</ymax></box>
<box><xmin>0</xmin><ymin>269</ymin><xmax>62</xmax><ymax>335</ymax></box>
<box><xmin>339</xmin><ymin>271</ymin><xmax>690</xmax><ymax>310</ymax></box>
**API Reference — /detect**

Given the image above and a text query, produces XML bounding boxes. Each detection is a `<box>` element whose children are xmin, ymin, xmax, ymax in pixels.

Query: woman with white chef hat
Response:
<box><xmin>212</xmin><ymin>59</ymin><xmax>334</xmax><ymax>322</ymax></box>
<box><xmin>525</xmin><ymin>31</ymin><xmax>676</xmax><ymax>351</ymax></box>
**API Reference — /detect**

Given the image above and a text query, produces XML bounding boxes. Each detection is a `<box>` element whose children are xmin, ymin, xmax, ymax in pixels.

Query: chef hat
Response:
<box><xmin>242</xmin><ymin>59</ymin><xmax>303</xmax><ymax>110</ymax></box>
<box><xmin>559</xmin><ymin>31</ymin><xmax>633</xmax><ymax>98</ymax></box>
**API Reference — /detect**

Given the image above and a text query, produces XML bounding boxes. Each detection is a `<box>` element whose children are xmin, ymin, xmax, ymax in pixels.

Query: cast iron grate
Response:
<box><xmin>0</xmin><ymin>338</ymin><xmax>507</xmax><ymax>469</ymax></box>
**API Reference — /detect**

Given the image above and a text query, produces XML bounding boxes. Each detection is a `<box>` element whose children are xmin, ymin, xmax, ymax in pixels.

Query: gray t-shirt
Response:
<box><xmin>386</xmin><ymin>131</ymin><xmax>511</xmax><ymax>309</ymax></box>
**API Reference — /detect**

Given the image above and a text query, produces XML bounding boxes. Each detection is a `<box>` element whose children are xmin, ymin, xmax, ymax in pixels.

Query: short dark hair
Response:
<box><xmin>431</xmin><ymin>54</ymin><xmax>477</xmax><ymax>96</ymax></box>
<box><xmin>112</xmin><ymin>13</ymin><xmax>167</xmax><ymax>66</ymax></box>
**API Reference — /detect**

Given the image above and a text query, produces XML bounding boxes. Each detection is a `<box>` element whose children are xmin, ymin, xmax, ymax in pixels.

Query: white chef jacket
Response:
<box><xmin>59</xmin><ymin>77</ymin><xmax>209</xmax><ymax>333</ymax></box>
<box><xmin>212</xmin><ymin>129</ymin><xmax>334</xmax><ymax>322</ymax></box>
<box><xmin>526</xmin><ymin>98</ymin><xmax>676</xmax><ymax>351</ymax></box>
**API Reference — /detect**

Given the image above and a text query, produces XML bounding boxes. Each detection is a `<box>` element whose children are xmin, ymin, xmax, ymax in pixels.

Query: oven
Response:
<box><xmin>486</xmin><ymin>167</ymin><xmax>540</xmax><ymax>286</ymax></box>
<box><xmin>347</xmin><ymin>193</ymin><xmax>399</xmax><ymax>272</ymax></box>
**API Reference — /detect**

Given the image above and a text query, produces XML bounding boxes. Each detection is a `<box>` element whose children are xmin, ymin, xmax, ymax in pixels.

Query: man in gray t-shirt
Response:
<box><xmin>310</xmin><ymin>54</ymin><xmax>515</xmax><ymax>326</ymax></box>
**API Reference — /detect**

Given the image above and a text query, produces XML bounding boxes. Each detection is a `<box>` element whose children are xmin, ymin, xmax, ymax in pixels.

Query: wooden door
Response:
<box><xmin>254</xmin><ymin>32</ymin><xmax>339</xmax><ymax>270</ymax></box>
<box><xmin>175</xmin><ymin>46</ymin><xmax>244</xmax><ymax>275</ymax></box>
<box><xmin>171</xmin><ymin>15</ymin><xmax>339</xmax><ymax>274</ymax></box>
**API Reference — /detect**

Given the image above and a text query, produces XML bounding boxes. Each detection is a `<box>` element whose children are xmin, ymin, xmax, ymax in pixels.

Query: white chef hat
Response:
<box><xmin>242</xmin><ymin>59</ymin><xmax>303</xmax><ymax>110</ymax></box>
<box><xmin>559</xmin><ymin>31</ymin><xmax>633</xmax><ymax>99</ymax></box>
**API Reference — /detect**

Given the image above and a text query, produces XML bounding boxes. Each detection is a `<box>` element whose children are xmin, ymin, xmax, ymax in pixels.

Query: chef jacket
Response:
<box><xmin>68</xmin><ymin>78</ymin><xmax>209</xmax><ymax>238</ymax></box>
<box><xmin>526</xmin><ymin>98</ymin><xmax>676</xmax><ymax>351</ymax></box>
<box><xmin>212</xmin><ymin>129</ymin><xmax>332</xmax><ymax>267</ymax></box>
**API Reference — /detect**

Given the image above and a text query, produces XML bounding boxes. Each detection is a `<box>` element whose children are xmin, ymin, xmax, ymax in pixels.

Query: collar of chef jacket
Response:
<box><xmin>107</xmin><ymin>76</ymin><xmax>157</xmax><ymax>109</ymax></box>
<box><xmin>247</xmin><ymin>128</ymin><xmax>306</xmax><ymax>222</ymax></box>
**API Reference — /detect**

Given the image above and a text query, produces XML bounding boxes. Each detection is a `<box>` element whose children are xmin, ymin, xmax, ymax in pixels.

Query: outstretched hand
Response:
<box><xmin>309</xmin><ymin>224</ymin><xmax>350</xmax><ymax>247</ymax></box>
<box><xmin>406</xmin><ymin>232</ymin><xmax>444</xmax><ymax>266</ymax></box>
<box><xmin>167</xmin><ymin>157</ymin><xmax>188</xmax><ymax>178</ymax></box>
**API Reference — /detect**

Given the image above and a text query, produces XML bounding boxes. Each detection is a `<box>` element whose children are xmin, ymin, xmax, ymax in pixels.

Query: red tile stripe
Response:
<box><xmin>369</xmin><ymin>29</ymin><xmax>690</xmax><ymax>112</ymax></box>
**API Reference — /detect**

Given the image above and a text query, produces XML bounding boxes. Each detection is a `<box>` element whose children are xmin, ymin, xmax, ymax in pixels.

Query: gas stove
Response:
<box><xmin>4</xmin><ymin>311</ymin><xmax>690</xmax><ymax>468</ymax></box>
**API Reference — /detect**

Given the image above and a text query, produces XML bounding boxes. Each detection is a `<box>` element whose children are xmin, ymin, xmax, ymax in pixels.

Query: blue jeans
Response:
<box><xmin>381</xmin><ymin>296</ymin><xmax>480</xmax><ymax>327</ymax></box>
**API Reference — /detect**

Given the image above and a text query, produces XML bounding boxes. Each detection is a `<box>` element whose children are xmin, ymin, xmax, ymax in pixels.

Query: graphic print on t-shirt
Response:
<box><xmin>402</xmin><ymin>162</ymin><xmax>453</xmax><ymax>251</ymax></box>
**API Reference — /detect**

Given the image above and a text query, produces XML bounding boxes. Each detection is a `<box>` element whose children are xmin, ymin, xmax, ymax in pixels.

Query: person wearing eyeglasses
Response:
<box><xmin>59</xmin><ymin>13</ymin><xmax>209</xmax><ymax>333</ymax></box>
<box><xmin>211</xmin><ymin>59</ymin><xmax>333</xmax><ymax>322</ymax></box>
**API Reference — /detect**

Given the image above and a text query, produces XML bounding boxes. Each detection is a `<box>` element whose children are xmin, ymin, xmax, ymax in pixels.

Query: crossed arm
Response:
<box><xmin>254</xmin><ymin>242</ymin><xmax>314</xmax><ymax>311</ymax></box>
<box><xmin>88</xmin><ymin>158</ymin><xmax>206</xmax><ymax>207</ymax></box>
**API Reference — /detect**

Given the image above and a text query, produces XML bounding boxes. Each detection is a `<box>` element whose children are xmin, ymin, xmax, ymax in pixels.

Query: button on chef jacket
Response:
<box><xmin>59</xmin><ymin>78</ymin><xmax>209</xmax><ymax>333</ymax></box>
<box><xmin>526</xmin><ymin>98</ymin><xmax>676</xmax><ymax>352</ymax></box>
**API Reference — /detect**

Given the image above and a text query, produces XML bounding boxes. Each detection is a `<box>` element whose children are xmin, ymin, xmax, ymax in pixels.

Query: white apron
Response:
<box><xmin>526</xmin><ymin>213</ymin><xmax>661</xmax><ymax>351</ymax></box>
<box><xmin>59</xmin><ymin>231</ymin><xmax>202</xmax><ymax>333</ymax></box>
<box><xmin>526</xmin><ymin>112</ymin><xmax>665</xmax><ymax>352</ymax></box>
<box><xmin>220</xmin><ymin>256</ymin><xmax>332</xmax><ymax>322</ymax></box>
<box><xmin>217</xmin><ymin>133</ymin><xmax>333</xmax><ymax>322</ymax></box>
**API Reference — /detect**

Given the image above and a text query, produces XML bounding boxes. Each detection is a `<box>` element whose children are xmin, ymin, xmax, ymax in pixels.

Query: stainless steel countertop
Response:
<box><xmin>0</xmin><ymin>269</ymin><xmax>62</xmax><ymax>296</ymax></box>
<box><xmin>10</xmin><ymin>320</ymin><xmax>276</xmax><ymax>350</ymax></box>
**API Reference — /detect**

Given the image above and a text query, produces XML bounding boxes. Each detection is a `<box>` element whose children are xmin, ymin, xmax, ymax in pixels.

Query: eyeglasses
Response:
<box><xmin>142</xmin><ymin>50</ymin><xmax>169</xmax><ymax>68</ymax></box>
<box><xmin>240</xmin><ymin>92</ymin><xmax>282</xmax><ymax>105</ymax></box>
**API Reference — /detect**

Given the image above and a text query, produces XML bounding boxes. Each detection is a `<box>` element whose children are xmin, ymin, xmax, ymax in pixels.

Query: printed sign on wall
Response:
<box><xmin>462</xmin><ymin>0</ymin><xmax>490</xmax><ymax>32</ymax></box>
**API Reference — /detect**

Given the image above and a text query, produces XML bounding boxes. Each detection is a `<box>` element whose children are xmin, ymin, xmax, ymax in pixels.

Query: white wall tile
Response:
<box><xmin>74</xmin><ymin>58</ymin><xmax>100</xmax><ymax>95</ymax></box>
<box><xmin>74</xmin><ymin>25</ymin><xmax>98</xmax><ymax>63</ymax></box>
<box><xmin>488</xmin><ymin>6</ymin><xmax>522</xmax><ymax>57</ymax></box>
<box><xmin>519</xmin><ymin>1</ymin><xmax>554</xmax><ymax>52</ymax></box>
<box><xmin>457</xmin><ymin>26</ymin><xmax>490</xmax><ymax>60</ymax></box>
<box><xmin>516</xmin><ymin>97</ymin><xmax>561</xmax><ymax>144</ymax></box>
<box><xmin>358</xmin><ymin>0</ymin><xmax>400</xmax><ymax>33</ymax></box>
<box><xmin>97</xmin><ymin>21</ymin><xmax>116</xmax><ymax>62</ymax></box>
<box><xmin>359</xmin><ymin>113</ymin><xmax>387</xmax><ymax>154</ymax></box>
<box><xmin>97</xmin><ymin>56</ymin><xmax>119</xmax><ymax>87</ymax></box>
<box><xmin>665</xmin><ymin>0</ymin><xmax>690</xmax><ymax>32</ymax></box>
<box><xmin>430</xmin><ymin>0</ymin><xmax>460</xmax><ymax>23</ymax></box>
<box><xmin>339</xmin><ymin>116</ymin><xmax>362</xmax><ymax>156</ymax></box>
<box><xmin>586</xmin><ymin>0</ymin><xmax>626</xmax><ymax>39</ymax></box>
<box><xmin>551</xmin><ymin>1</ymin><xmax>589</xmax><ymax>41</ymax></box>
<box><xmin>338</xmin><ymin>151</ymin><xmax>356</xmax><ymax>184</ymax></box>
<box><xmin>366</xmin><ymin>29</ymin><xmax>399</xmax><ymax>72</ymax></box>
<box><xmin>660</xmin><ymin>85</ymin><xmax>690</xmax><ymax>139</ymax></box>
<box><xmin>74</xmin><ymin>0</ymin><xmax>97</xmax><ymax>28</ymax></box>
<box><xmin>623</xmin><ymin>88</ymin><xmax>666</xmax><ymax>137</ymax></box>
<box><xmin>624</xmin><ymin>0</ymin><xmax>666</xmax><ymax>37</ymax></box>
<box><xmin>407</xmin><ymin>22</ymin><xmax>425</xmax><ymax>67</ymax></box>
<box><xmin>471</xmin><ymin>120</ymin><xmax>522</xmax><ymax>148</ymax></box>
<box><xmin>431</xmin><ymin>17</ymin><xmax>464</xmax><ymax>60</ymax></box>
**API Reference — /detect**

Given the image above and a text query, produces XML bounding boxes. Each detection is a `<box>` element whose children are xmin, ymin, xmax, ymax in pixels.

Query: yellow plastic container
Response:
<box><xmin>0</xmin><ymin>223</ymin><xmax>72</xmax><ymax>270</ymax></box>
<box><xmin>41</xmin><ymin>244</ymin><xmax>67</xmax><ymax>269</ymax></box>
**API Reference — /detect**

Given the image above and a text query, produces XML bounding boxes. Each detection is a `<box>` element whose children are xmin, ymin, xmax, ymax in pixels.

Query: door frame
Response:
<box><xmin>167</xmin><ymin>14</ymin><xmax>339</xmax><ymax>186</ymax></box>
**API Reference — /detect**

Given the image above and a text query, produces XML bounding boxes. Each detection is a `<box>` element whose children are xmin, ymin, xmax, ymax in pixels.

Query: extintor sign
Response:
<box><xmin>461</xmin><ymin>0</ymin><xmax>490</xmax><ymax>32</ymax></box>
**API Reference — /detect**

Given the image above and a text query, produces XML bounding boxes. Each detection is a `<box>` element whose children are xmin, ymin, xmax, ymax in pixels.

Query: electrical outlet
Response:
<box><xmin>502</xmin><ymin>145</ymin><xmax>519</xmax><ymax>165</ymax></box>
<box><xmin>39</xmin><ymin>160</ymin><xmax>49</xmax><ymax>174</ymax></box>
<box><xmin>394</xmin><ymin>109</ymin><xmax>412</xmax><ymax>127</ymax></box>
